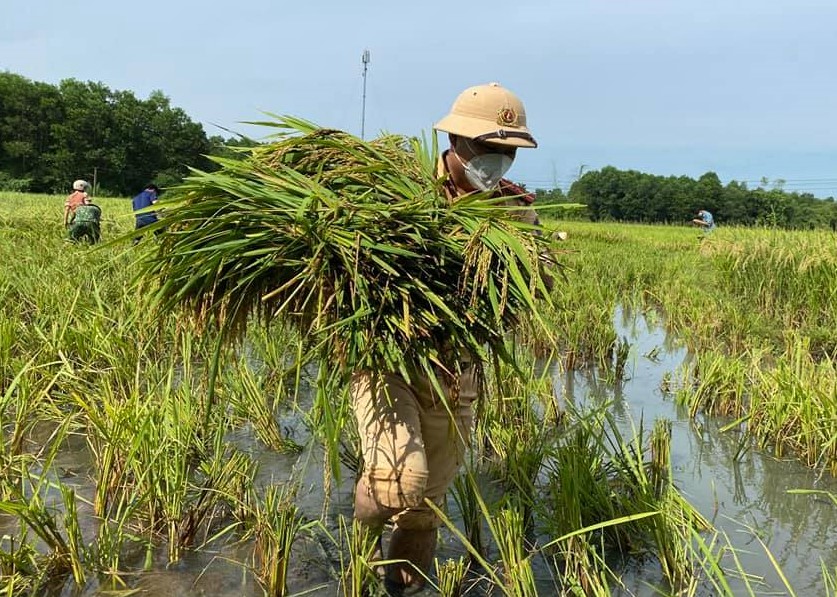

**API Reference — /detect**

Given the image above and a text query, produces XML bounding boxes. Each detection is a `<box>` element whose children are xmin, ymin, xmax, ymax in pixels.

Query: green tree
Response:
<box><xmin>0</xmin><ymin>71</ymin><xmax>217</xmax><ymax>195</ymax></box>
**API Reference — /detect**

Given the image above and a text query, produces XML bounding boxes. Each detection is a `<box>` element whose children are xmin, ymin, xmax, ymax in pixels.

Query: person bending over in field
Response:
<box><xmin>132</xmin><ymin>184</ymin><xmax>160</xmax><ymax>230</ymax></box>
<box><xmin>352</xmin><ymin>82</ymin><xmax>546</xmax><ymax>596</ymax></box>
<box><xmin>132</xmin><ymin>184</ymin><xmax>162</xmax><ymax>244</ymax></box>
<box><xmin>692</xmin><ymin>209</ymin><xmax>715</xmax><ymax>233</ymax></box>
<box><xmin>63</xmin><ymin>179</ymin><xmax>90</xmax><ymax>228</ymax></box>
<box><xmin>67</xmin><ymin>197</ymin><xmax>102</xmax><ymax>244</ymax></box>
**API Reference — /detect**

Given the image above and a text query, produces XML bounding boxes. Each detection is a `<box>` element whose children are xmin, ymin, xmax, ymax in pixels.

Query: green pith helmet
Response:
<box><xmin>434</xmin><ymin>82</ymin><xmax>537</xmax><ymax>148</ymax></box>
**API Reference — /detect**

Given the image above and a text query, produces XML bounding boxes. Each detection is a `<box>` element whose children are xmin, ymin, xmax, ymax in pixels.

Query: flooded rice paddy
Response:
<box><xmin>6</xmin><ymin>308</ymin><xmax>833</xmax><ymax>596</ymax></box>
<box><xmin>555</xmin><ymin>308</ymin><xmax>837</xmax><ymax>595</ymax></box>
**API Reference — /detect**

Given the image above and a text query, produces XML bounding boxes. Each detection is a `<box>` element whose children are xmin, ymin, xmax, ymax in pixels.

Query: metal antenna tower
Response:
<box><xmin>361</xmin><ymin>49</ymin><xmax>371</xmax><ymax>139</ymax></box>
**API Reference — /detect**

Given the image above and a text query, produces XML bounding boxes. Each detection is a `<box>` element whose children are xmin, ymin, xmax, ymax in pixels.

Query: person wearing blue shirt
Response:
<box><xmin>692</xmin><ymin>209</ymin><xmax>715</xmax><ymax>233</ymax></box>
<box><xmin>132</xmin><ymin>184</ymin><xmax>160</xmax><ymax>242</ymax></box>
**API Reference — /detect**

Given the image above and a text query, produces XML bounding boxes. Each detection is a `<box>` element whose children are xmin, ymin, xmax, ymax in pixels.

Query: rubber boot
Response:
<box><xmin>385</xmin><ymin>526</ymin><xmax>437</xmax><ymax>594</ymax></box>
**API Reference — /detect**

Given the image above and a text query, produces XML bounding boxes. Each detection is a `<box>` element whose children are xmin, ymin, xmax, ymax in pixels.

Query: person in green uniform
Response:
<box><xmin>67</xmin><ymin>198</ymin><xmax>102</xmax><ymax>244</ymax></box>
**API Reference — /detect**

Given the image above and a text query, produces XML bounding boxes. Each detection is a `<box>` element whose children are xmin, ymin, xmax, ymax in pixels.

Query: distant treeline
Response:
<box><xmin>535</xmin><ymin>167</ymin><xmax>837</xmax><ymax>230</ymax></box>
<box><xmin>0</xmin><ymin>72</ymin><xmax>253</xmax><ymax>195</ymax></box>
<box><xmin>3</xmin><ymin>71</ymin><xmax>836</xmax><ymax>229</ymax></box>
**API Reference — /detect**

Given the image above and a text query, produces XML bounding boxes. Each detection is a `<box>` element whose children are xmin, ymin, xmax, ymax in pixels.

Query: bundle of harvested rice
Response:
<box><xmin>138</xmin><ymin>116</ymin><xmax>554</xmax><ymax>383</ymax></box>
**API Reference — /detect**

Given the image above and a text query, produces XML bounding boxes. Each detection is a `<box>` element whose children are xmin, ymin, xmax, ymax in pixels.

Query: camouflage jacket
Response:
<box><xmin>73</xmin><ymin>204</ymin><xmax>102</xmax><ymax>224</ymax></box>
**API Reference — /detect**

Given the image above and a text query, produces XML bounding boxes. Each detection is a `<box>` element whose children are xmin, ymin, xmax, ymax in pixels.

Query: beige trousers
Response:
<box><xmin>351</xmin><ymin>369</ymin><xmax>477</xmax><ymax>530</ymax></box>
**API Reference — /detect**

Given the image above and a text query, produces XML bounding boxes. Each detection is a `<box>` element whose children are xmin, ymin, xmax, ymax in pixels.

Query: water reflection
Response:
<box><xmin>553</xmin><ymin>306</ymin><xmax>837</xmax><ymax>594</ymax></box>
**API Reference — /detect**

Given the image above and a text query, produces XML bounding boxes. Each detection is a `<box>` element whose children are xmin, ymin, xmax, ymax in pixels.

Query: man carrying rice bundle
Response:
<box><xmin>137</xmin><ymin>80</ymin><xmax>554</xmax><ymax>597</ymax></box>
<box><xmin>353</xmin><ymin>82</ymin><xmax>542</xmax><ymax>595</ymax></box>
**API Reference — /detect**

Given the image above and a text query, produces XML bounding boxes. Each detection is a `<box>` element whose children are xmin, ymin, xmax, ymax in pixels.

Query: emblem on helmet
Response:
<box><xmin>497</xmin><ymin>107</ymin><xmax>518</xmax><ymax>126</ymax></box>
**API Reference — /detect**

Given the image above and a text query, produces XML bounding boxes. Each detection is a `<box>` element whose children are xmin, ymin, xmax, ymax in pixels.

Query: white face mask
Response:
<box><xmin>454</xmin><ymin>141</ymin><xmax>514</xmax><ymax>191</ymax></box>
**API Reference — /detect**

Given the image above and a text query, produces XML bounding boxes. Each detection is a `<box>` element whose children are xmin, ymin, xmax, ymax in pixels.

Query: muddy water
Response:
<box><xmin>18</xmin><ymin>308</ymin><xmax>836</xmax><ymax>596</ymax></box>
<box><xmin>553</xmin><ymin>307</ymin><xmax>837</xmax><ymax>595</ymax></box>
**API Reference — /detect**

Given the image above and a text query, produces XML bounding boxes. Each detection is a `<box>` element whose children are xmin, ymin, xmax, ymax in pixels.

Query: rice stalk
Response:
<box><xmin>435</xmin><ymin>556</ymin><xmax>468</xmax><ymax>597</ymax></box>
<box><xmin>59</xmin><ymin>485</ymin><xmax>86</xmax><ymax>586</ymax></box>
<box><xmin>492</xmin><ymin>507</ymin><xmax>537</xmax><ymax>597</ymax></box>
<box><xmin>0</xmin><ymin>536</ymin><xmax>40</xmax><ymax>595</ymax></box>
<box><xmin>823</xmin><ymin>560</ymin><xmax>837</xmax><ymax>597</ymax></box>
<box><xmin>248</xmin><ymin>484</ymin><xmax>312</xmax><ymax>597</ymax></box>
<box><xmin>336</xmin><ymin>516</ymin><xmax>384</xmax><ymax>597</ymax></box>
<box><xmin>136</xmin><ymin>116</ymin><xmax>556</xmax><ymax>448</ymax></box>
<box><xmin>225</xmin><ymin>359</ymin><xmax>301</xmax><ymax>453</ymax></box>
<box><xmin>450</xmin><ymin>474</ymin><xmax>484</xmax><ymax>561</ymax></box>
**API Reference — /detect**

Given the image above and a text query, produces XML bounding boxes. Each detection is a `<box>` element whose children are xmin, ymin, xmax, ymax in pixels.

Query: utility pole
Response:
<box><xmin>361</xmin><ymin>49</ymin><xmax>371</xmax><ymax>140</ymax></box>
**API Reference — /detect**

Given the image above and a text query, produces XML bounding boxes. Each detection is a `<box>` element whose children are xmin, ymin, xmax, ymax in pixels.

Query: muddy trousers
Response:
<box><xmin>351</xmin><ymin>370</ymin><xmax>476</xmax><ymax>589</ymax></box>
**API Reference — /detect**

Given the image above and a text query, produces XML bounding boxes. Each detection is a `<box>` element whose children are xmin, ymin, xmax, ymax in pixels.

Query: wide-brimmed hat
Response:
<box><xmin>434</xmin><ymin>82</ymin><xmax>537</xmax><ymax>148</ymax></box>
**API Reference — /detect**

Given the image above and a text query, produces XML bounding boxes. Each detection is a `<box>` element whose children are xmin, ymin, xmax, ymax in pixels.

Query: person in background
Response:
<box><xmin>67</xmin><ymin>196</ymin><xmax>102</xmax><ymax>244</ymax></box>
<box><xmin>132</xmin><ymin>184</ymin><xmax>161</xmax><ymax>241</ymax></box>
<box><xmin>351</xmin><ymin>82</ymin><xmax>545</xmax><ymax>596</ymax></box>
<box><xmin>63</xmin><ymin>179</ymin><xmax>90</xmax><ymax>228</ymax></box>
<box><xmin>692</xmin><ymin>209</ymin><xmax>716</xmax><ymax>233</ymax></box>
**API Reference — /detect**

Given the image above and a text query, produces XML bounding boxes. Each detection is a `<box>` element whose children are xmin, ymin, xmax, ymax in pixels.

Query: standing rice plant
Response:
<box><xmin>247</xmin><ymin>484</ymin><xmax>314</xmax><ymax>597</ymax></box>
<box><xmin>427</xmin><ymin>493</ymin><xmax>525</xmax><ymax>597</ymax></box>
<box><xmin>537</xmin><ymin>405</ymin><xmax>712</xmax><ymax>593</ymax></box>
<box><xmin>539</xmin><ymin>420</ymin><xmax>619</xmax><ymax>592</ymax></box>
<box><xmin>244</xmin><ymin>323</ymin><xmax>301</xmax><ymax>386</ymax></box>
<box><xmin>74</xmin><ymin>356</ymin><xmax>253</xmax><ymax>565</ymax></box>
<box><xmin>527</xmin><ymin>283</ymin><xmax>617</xmax><ymax>371</ymax></box>
<box><xmin>611</xmin><ymin>336</ymin><xmax>631</xmax><ymax>383</ymax></box>
<box><xmin>59</xmin><ymin>485</ymin><xmax>86</xmax><ymax>586</ymax></box>
<box><xmin>483</xmin><ymin>418</ymin><xmax>547</xmax><ymax>537</ymax></box>
<box><xmin>0</xmin><ymin>369</ymin><xmax>34</xmax><ymax>500</ymax></box>
<box><xmin>604</xmin><ymin>414</ymin><xmax>710</xmax><ymax>590</ymax></box>
<box><xmin>540</xmin><ymin>415</ymin><xmax>620</xmax><ymax>543</ymax></box>
<box><xmin>710</xmin><ymin>234</ymin><xmax>837</xmax><ymax>352</ymax></box>
<box><xmin>0</xmin><ymin>441</ymin><xmax>82</xmax><ymax>591</ymax></box>
<box><xmin>0</xmin><ymin>316</ymin><xmax>19</xmax><ymax>388</ymax></box>
<box><xmin>749</xmin><ymin>338</ymin><xmax>837</xmax><ymax>473</ymax></box>
<box><xmin>435</xmin><ymin>556</ymin><xmax>468</xmax><ymax>597</ymax></box>
<box><xmin>644</xmin><ymin>418</ymin><xmax>694</xmax><ymax>587</ymax></box>
<box><xmin>87</xmin><ymin>488</ymin><xmax>145</xmax><ymax>585</ymax></box>
<box><xmin>675</xmin><ymin>350</ymin><xmax>752</xmax><ymax>418</ymax></box>
<box><xmin>0</xmin><ymin>360</ymin><xmax>65</xmax><ymax>482</ymax></box>
<box><xmin>0</xmin><ymin>536</ymin><xmax>41</xmax><ymax>596</ymax></box>
<box><xmin>649</xmin><ymin>419</ymin><xmax>672</xmax><ymax>497</ymax></box>
<box><xmin>334</xmin><ymin>516</ymin><xmax>384</xmax><ymax>597</ymax></box>
<box><xmin>450</xmin><ymin>474</ymin><xmax>485</xmax><ymax>561</ymax></box>
<box><xmin>189</xmin><ymin>447</ymin><xmax>257</xmax><ymax>547</ymax></box>
<box><xmin>69</xmin><ymin>373</ymin><xmax>142</xmax><ymax>521</ymax></box>
<box><xmin>146</xmin><ymin>398</ymin><xmax>192</xmax><ymax>564</ymax></box>
<box><xmin>491</xmin><ymin>507</ymin><xmax>537</xmax><ymax>597</ymax></box>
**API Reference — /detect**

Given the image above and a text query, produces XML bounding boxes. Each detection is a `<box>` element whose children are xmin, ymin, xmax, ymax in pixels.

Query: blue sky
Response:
<box><xmin>2</xmin><ymin>0</ymin><xmax>836</xmax><ymax>197</ymax></box>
